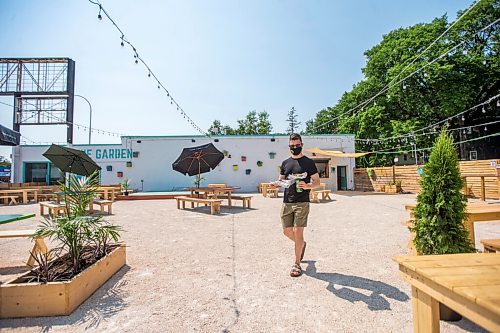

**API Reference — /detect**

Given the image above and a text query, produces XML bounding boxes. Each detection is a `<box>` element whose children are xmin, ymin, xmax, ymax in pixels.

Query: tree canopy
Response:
<box><xmin>208</xmin><ymin>111</ymin><xmax>273</xmax><ymax>135</ymax></box>
<box><xmin>306</xmin><ymin>0</ymin><xmax>499</xmax><ymax>166</ymax></box>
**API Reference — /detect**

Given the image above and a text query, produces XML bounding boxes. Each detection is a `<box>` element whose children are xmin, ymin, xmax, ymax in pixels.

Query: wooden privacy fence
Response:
<box><xmin>354</xmin><ymin>159</ymin><xmax>500</xmax><ymax>199</ymax></box>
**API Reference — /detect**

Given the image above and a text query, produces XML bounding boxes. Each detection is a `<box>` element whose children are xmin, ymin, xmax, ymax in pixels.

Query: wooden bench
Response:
<box><xmin>265</xmin><ymin>187</ymin><xmax>279</xmax><ymax>198</ymax></box>
<box><xmin>481</xmin><ymin>239</ymin><xmax>500</xmax><ymax>253</ymax></box>
<box><xmin>37</xmin><ymin>193</ymin><xmax>57</xmax><ymax>202</ymax></box>
<box><xmin>0</xmin><ymin>230</ymin><xmax>49</xmax><ymax>267</ymax></box>
<box><xmin>175</xmin><ymin>196</ymin><xmax>223</xmax><ymax>214</ymax></box>
<box><xmin>208</xmin><ymin>194</ymin><xmax>253</xmax><ymax>208</ymax></box>
<box><xmin>39</xmin><ymin>201</ymin><xmax>67</xmax><ymax>217</ymax></box>
<box><xmin>0</xmin><ymin>195</ymin><xmax>20</xmax><ymax>205</ymax></box>
<box><xmin>90</xmin><ymin>199</ymin><xmax>113</xmax><ymax>215</ymax></box>
<box><xmin>207</xmin><ymin>183</ymin><xmax>226</xmax><ymax>188</ymax></box>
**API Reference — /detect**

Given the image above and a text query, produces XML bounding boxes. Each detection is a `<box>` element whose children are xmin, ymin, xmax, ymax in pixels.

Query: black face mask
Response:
<box><xmin>289</xmin><ymin>145</ymin><xmax>302</xmax><ymax>156</ymax></box>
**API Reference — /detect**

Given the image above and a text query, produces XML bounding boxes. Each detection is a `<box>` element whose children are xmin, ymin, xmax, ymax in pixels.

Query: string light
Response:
<box><xmin>87</xmin><ymin>0</ymin><xmax>210</xmax><ymax>138</ymax></box>
<box><xmin>97</xmin><ymin>5</ymin><xmax>102</xmax><ymax>20</ymax></box>
<box><xmin>482</xmin><ymin>106</ymin><xmax>486</xmax><ymax>113</ymax></box>
<box><xmin>312</xmin><ymin>16</ymin><xmax>500</xmax><ymax>132</ymax></box>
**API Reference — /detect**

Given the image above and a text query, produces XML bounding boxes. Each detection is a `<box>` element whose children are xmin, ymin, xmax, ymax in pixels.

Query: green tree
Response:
<box><xmin>208</xmin><ymin>120</ymin><xmax>223</xmax><ymax>135</ymax></box>
<box><xmin>208</xmin><ymin>120</ymin><xmax>236</xmax><ymax>135</ymax></box>
<box><xmin>257</xmin><ymin>111</ymin><xmax>273</xmax><ymax>134</ymax></box>
<box><xmin>412</xmin><ymin>130</ymin><xmax>475</xmax><ymax>255</ymax></box>
<box><xmin>286</xmin><ymin>107</ymin><xmax>301</xmax><ymax>134</ymax></box>
<box><xmin>308</xmin><ymin>0</ymin><xmax>499</xmax><ymax>166</ymax></box>
<box><xmin>0</xmin><ymin>156</ymin><xmax>11</xmax><ymax>168</ymax></box>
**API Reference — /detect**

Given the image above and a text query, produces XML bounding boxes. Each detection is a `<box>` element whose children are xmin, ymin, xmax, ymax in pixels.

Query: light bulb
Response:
<box><xmin>135</xmin><ymin>59</ymin><xmax>138</xmax><ymax>64</ymax></box>
<box><xmin>157</xmin><ymin>84</ymin><xmax>160</xmax><ymax>89</ymax></box>
<box><xmin>148</xmin><ymin>72</ymin><xmax>151</xmax><ymax>78</ymax></box>
<box><xmin>484</xmin><ymin>126</ymin><xmax>487</xmax><ymax>131</ymax></box>
<box><xmin>121</xmin><ymin>41</ymin><xmax>124</xmax><ymax>47</ymax></box>
<box><xmin>482</xmin><ymin>106</ymin><xmax>486</xmax><ymax>113</ymax></box>
<box><xmin>461</xmin><ymin>115</ymin><xmax>465</xmax><ymax>121</ymax></box>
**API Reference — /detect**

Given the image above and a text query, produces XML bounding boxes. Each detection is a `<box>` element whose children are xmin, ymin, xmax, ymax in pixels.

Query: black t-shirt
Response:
<box><xmin>280</xmin><ymin>156</ymin><xmax>319</xmax><ymax>203</ymax></box>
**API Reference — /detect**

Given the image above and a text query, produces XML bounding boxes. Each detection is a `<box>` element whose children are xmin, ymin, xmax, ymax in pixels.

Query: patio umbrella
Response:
<box><xmin>42</xmin><ymin>144</ymin><xmax>101</xmax><ymax>177</ymax></box>
<box><xmin>172</xmin><ymin>143</ymin><xmax>224</xmax><ymax>177</ymax></box>
<box><xmin>0</xmin><ymin>124</ymin><xmax>20</xmax><ymax>146</ymax></box>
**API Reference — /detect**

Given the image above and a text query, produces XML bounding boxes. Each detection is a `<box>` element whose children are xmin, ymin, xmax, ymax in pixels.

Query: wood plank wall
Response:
<box><xmin>354</xmin><ymin>159</ymin><xmax>500</xmax><ymax>199</ymax></box>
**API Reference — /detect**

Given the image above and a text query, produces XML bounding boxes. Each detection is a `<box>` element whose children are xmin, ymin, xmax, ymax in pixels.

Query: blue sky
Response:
<box><xmin>0</xmin><ymin>0</ymin><xmax>473</xmax><ymax>158</ymax></box>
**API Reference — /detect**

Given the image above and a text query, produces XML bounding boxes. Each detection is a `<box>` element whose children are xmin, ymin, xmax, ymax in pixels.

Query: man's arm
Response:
<box><xmin>297</xmin><ymin>172</ymin><xmax>320</xmax><ymax>190</ymax></box>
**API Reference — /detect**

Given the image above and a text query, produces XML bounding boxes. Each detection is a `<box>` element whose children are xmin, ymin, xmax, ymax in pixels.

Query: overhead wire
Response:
<box><xmin>311</xmin><ymin>15</ymin><xmax>500</xmax><ymax>132</ymax></box>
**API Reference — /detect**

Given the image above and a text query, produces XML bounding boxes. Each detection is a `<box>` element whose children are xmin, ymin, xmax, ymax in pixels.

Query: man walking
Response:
<box><xmin>279</xmin><ymin>133</ymin><xmax>320</xmax><ymax>277</ymax></box>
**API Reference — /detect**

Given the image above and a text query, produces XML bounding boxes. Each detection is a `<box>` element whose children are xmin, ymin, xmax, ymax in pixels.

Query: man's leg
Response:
<box><xmin>283</xmin><ymin>227</ymin><xmax>295</xmax><ymax>242</ymax></box>
<box><xmin>293</xmin><ymin>227</ymin><xmax>305</xmax><ymax>265</ymax></box>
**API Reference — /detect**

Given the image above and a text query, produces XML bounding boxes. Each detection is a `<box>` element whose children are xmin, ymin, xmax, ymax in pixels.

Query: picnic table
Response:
<box><xmin>0</xmin><ymin>188</ymin><xmax>39</xmax><ymax>204</ymax></box>
<box><xmin>394</xmin><ymin>253</ymin><xmax>500</xmax><ymax>332</ymax></box>
<box><xmin>405</xmin><ymin>202</ymin><xmax>500</xmax><ymax>246</ymax></box>
<box><xmin>97</xmin><ymin>186</ymin><xmax>121</xmax><ymax>201</ymax></box>
<box><xmin>185</xmin><ymin>186</ymin><xmax>240</xmax><ymax>208</ymax></box>
<box><xmin>461</xmin><ymin>173</ymin><xmax>499</xmax><ymax>201</ymax></box>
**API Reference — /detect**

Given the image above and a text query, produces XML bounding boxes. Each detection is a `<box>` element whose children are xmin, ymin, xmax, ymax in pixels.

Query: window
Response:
<box><xmin>403</xmin><ymin>154</ymin><xmax>408</xmax><ymax>161</ymax></box>
<box><xmin>24</xmin><ymin>163</ymin><xmax>48</xmax><ymax>183</ymax></box>
<box><xmin>313</xmin><ymin>159</ymin><xmax>330</xmax><ymax>178</ymax></box>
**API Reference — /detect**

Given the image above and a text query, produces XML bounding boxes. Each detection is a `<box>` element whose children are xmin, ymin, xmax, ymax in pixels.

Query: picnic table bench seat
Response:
<box><xmin>481</xmin><ymin>239</ymin><xmax>500</xmax><ymax>253</ymax></box>
<box><xmin>207</xmin><ymin>194</ymin><xmax>253</xmax><ymax>208</ymax></box>
<box><xmin>0</xmin><ymin>195</ymin><xmax>20</xmax><ymax>205</ymax></box>
<box><xmin>265</xmin><ymin>187</ymin><xmax>279</xmax><ymax>198</ymax></box>
<box><xmin>0</xmin><ymin>229</ymin><xmax>49</xmax><ymax>267</ymax></box>
<box><xmin>39</xmin><ymin>201</ymin><xmax>67</xmax><ymax>217</ymax></box>
<box><xmin>310</xmin><ymin>189</ymin><xmax>332</xmax><ymax>202</ymax></box>
<box><xmin>175</xmin><ymin>196</ymin><xmax>223</xmax><ymax>214</ymax></box>
<box><xmin>90</xmin><ymin>199</ymin><xmax>113</xmax><ymax>215</ymax></box>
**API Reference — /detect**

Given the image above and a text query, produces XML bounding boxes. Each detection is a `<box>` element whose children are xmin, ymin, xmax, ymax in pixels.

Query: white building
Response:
<box><xmin>12</xmin><ymin>134</ymin><xmax>356</xmax><ymax>192</ymax></box>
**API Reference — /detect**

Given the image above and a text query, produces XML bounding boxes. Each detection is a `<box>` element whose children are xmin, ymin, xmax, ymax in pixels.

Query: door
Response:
<box><xmin>337</xmin><ymin>166</ymin><xmax>347</xmax><ymax>190</ymax></box>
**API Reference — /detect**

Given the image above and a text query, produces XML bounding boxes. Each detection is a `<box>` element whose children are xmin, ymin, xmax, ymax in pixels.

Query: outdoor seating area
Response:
<box><xmin>1</xmin><ymin>191</ymin><xmax>498</xmax><ymax>331</ymax></box>
<box><xmin>1</xmin><ymin>1</ymin><xmax>499</xmax><ymax>330</ymax></box>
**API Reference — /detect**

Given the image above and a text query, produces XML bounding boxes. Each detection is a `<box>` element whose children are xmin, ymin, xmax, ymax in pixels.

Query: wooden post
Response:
<box><xmin>480</xmin><ymin>176</ymin><xmax>486</xmax><ymax>201</ymax></box>
<box><xmin>393</xmin><ymin>164</ymin><xmax>396</xmax><ymax>185</ymax></box>
<box><xmin>412</xmin><ymin>286</ymin><xmax>440</xmax><ymax>333</ymax></box>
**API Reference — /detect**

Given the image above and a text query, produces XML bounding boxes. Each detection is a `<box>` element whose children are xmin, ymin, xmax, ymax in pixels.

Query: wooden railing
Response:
<box><xmin>354</xmin><ymin>159</ymin><xmax>500</xmax><ymax>199</ymax></box>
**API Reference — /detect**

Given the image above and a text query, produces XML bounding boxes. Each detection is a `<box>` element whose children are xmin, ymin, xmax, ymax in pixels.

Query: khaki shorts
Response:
<box><xmin>280</xmin><ymin>202</ymin><xmax>310</xmax><ymax>228</ymax></box>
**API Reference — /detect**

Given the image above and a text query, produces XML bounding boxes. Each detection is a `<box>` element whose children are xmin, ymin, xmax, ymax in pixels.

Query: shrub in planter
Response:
<box><xmin>411</xmin><ymin>130</ymin><xmax>475</xmax><ymax>321</ymax></box>
<box><xmin>412</xmin><ymin>130</ymin><xmax>475</xmax><ymax>255</ymax></box>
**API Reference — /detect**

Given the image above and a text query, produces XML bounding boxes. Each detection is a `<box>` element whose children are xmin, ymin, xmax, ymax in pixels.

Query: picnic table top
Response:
<box><xmin>185</xmin><ymin>186</ymin><xmax>241</xmax><ymax>191</ymax></box>
<box><xmin>394</xmin><ymin>253</ymin><xmax>500</xmax><ymax>320</ymax></box>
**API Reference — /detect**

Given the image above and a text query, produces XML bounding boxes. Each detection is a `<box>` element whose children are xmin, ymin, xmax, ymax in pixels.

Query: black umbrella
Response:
<box><xmin>0</xmin><ymin>124</ymin><xmax>20</xmax><ymax>146</ymax></box>
<box><xmin>43</xmin><ymin>144</ymin><xmax>101</xmax><ymax>177</ymax></box>
<box><xmin>172</xmin><ymin>143</ymin><xmax>224</xmax><ymax>177</ymax></box>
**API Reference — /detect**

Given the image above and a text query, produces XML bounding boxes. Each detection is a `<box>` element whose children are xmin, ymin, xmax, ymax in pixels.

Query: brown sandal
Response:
<box><xmin>290</xmin><ymin>264</ymin><xmax>302</xmax><ymax>277</ymax></box>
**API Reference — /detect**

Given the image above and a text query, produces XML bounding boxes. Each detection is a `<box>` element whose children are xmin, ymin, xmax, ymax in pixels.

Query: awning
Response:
<box><xmin>0</xmin><ymin>124</ymin><xmax>20</xmax><ymax>146</ymax></box>
<box><xmin>305</xmin><ymin>148</ymin><xmax>370</xmax><ymax>158</ymax></box>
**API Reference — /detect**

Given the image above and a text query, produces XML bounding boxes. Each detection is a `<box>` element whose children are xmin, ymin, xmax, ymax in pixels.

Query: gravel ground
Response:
<box><xmin>0</xmin><ymin>192</ymin><xmax>499</xmax><ymax>333</ymax></box>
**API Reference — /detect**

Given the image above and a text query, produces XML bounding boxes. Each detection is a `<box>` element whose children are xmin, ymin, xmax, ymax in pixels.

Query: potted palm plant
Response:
<box><xmin>411</xmin><ymin>129</ymin><xmax>475</xmax><ymax>321</ymax></box>
<box><xmin>0</xmin><ymin>171</ymin><xmax>125</xmax><ymax>318</ymax></box>
<box><xmin>121</xmin><ymin>178</ymin><xmax>131</xmax><ymax>196</ymax></box>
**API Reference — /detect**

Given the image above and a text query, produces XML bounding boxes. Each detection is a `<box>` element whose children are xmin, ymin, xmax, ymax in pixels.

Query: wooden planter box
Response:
<box><xmin>0</xmin><ymin>245</ymin><xmax>126</xmax><ymax>318</ymax></box>
<box><xmin>385</xmin><ymin>184</ymin><xmax>401</xmax><ymax>193</ymax></box>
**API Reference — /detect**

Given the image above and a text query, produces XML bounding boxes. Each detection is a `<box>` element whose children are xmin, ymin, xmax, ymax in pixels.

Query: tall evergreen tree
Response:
<box><xmin>412</xmin><ymin>129</ymin><xmax>475</xmax><ymax>254</ymax></box>
<box><xmin>286</xmin><ymin>107</ymin><xmax>301</xmax><ymax>134</ymax></box>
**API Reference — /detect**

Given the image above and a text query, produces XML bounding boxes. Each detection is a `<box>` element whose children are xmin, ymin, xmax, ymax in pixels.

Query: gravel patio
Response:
<box><xmin>1</xmin><ymin>192</ymin><xmax>498</xmax><ymax>332</ymax></box>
